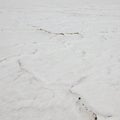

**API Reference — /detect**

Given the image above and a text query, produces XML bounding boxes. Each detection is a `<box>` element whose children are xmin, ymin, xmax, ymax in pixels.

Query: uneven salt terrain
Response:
<box><xmin>0</xmin><ymin>0</ymin><xmax>120</xmax><ymax>120</ymax></box>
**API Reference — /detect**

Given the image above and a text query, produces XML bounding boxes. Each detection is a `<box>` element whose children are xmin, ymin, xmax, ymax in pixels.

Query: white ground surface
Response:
<box><xmin>0</xmin><ymin>0</ymin><xmax>120</xmax><ymax>120</ymax></box>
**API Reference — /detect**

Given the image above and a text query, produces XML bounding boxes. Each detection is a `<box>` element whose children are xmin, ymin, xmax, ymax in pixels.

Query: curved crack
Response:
<box><xmin>69</xmin><ymin>85</ymin><xmax>112</xmax><ymax>120</ymax></box>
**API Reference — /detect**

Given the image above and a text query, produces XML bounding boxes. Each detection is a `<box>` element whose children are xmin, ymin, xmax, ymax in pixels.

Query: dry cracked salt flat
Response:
<box><xmin>0</xmin><ymin>0</ymin><xmax>120</xmax><ymax>120</ymax></box>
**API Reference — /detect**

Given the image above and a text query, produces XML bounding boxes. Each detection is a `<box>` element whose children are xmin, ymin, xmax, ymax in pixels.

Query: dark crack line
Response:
<box><xmin>69</xmin><ymin>88</ymin><xmax>98</xmax><ymax>120</ymax></box>
<box><xmin>69</xmin><ymin>85</ymin><xmax>112</xmax><ymax>120</ymax></box>
<box><xmin>34</xmin><ymin>27</ymin><xmax>82</xmax><ymax>36</ymax></box>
